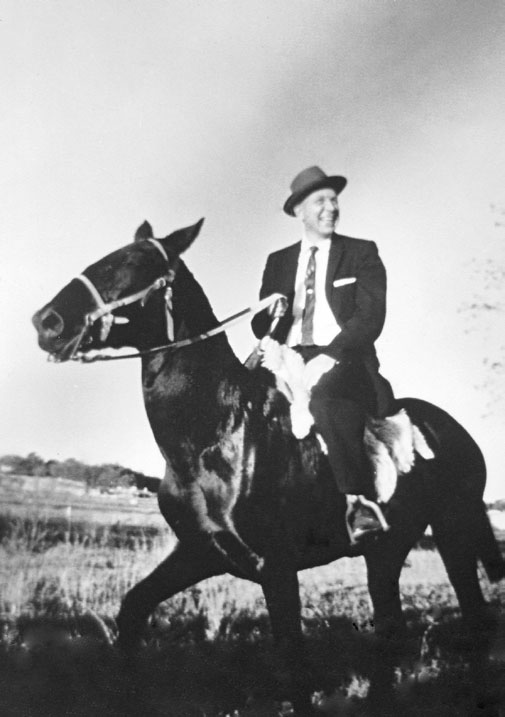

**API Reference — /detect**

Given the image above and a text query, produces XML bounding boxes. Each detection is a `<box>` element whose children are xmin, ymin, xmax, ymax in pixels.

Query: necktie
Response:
<box><xmin>301</xmin><ymin>246</ymin><xmax>318</xmax><ymax>345</ymax></box>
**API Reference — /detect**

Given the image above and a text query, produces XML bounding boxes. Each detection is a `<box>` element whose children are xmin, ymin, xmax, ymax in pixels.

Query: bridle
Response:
<box><xmin>59</xmin><ymin>237</ymin><xmax>284</xmax><ymax>363</ymax></box>
<box><xmin>61</xmin><ymin>238</ymin><xmax>177</xmax><ymax>361</ymax></box>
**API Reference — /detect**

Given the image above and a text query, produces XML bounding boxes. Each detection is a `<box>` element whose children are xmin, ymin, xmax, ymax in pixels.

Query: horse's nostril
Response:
<box><xmin>40</xmin><ymin>309</ymin><xmax>64</xmax><ymax>336</ymax></box>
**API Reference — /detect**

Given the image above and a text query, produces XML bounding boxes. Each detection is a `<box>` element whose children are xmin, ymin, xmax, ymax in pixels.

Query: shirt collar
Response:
<box><xmin>300</xmin><ymin>232</ymin><xmax>332</xmax><ymax>253</ymax></box>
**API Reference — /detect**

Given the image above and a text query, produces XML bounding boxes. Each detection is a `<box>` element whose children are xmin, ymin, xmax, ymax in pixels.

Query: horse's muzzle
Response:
<box><xmin>32</xmin><ymin>307</ymin><xmax>66</xmax><ymax>352</ymax></box>
<box><xmin>34</xmin><ymin>308</ymin><xmax>64</xmax><ymax>336</ymax></box>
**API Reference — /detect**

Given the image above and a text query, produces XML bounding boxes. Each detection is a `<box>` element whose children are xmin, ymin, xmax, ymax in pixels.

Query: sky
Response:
<box><xmin>1</xmin><ymin>0</ymin><xmax>504</xmax><ymax>498</ymax></box>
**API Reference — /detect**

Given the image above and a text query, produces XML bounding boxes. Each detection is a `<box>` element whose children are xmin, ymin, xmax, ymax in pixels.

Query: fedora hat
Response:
<box><xmin>283</xmin><ymin>166</ymin><xmax>347</xmax><ymax>216</ymax></box>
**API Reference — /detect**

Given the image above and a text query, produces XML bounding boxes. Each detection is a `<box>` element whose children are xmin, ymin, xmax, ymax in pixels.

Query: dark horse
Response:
<box><xmin>33</xmin><ymin>220</ymin><xmax>504</xmax><ymax>714</ymax></box>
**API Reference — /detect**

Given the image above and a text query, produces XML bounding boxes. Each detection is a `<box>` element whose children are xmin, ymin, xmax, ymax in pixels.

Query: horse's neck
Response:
<box><xmin>141</xmin><ymin>334</ymin><xmax>247</xmax><ymax>453</ymax></box>
<box><xmin>140</xmin><ymin>262</ymin><xmax>249</xmax><ymax>455</ymax></box>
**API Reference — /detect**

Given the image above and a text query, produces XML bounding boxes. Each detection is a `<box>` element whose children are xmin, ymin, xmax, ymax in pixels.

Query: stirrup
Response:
<box><xmin>345</xmin><ymin>495</ymin><xmax>390</xmax><ymax>545</ymax></box>
<box><xmin>357</xmin><ymin>495</ymin><xmax>390</xmax><ymax>531</ymax></box>
<box><xmin>345</xmin><ymin>498</ymin><xmax>356</xmax><ymax>544</ymax></box>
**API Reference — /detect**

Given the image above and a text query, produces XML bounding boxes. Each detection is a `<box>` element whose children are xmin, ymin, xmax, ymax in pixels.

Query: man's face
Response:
<box><xmin>295</xmin><ymin>187</ymin><xmax>340</xmax><ymax>239</ymax></box>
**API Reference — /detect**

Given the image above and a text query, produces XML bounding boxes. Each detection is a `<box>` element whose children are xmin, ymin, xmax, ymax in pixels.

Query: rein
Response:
<box><xmin>64</xmin><ymin>237</ymin><xmax>284</xmax><ymax>363</ymax></box>
<box><xmin>73</xmin><ymin>292</ymin><xmax>285</xmax><ymax>362</ymax></box>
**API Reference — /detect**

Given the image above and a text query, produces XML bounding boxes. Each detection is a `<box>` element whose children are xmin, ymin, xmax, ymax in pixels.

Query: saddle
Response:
<box><xmin>251</xmin><ymin>339</ymin><xmax>434</xmax><ymax>503</ymax></box>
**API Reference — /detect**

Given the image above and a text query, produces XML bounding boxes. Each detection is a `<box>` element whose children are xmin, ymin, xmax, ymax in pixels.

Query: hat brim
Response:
<box><xmin>283</xmin><ymin>175</ymin><xmax>347</xmax><ymax>216</ymax></box>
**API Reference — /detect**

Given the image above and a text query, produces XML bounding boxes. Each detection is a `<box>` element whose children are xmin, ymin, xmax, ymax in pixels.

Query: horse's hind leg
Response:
<box><xmin>116</xmin><ymin>539</ymin><xmax>223</xmax><ymax>651</ymax></box>
<box><xmin>364</xmin><ymin>520</ymin><xmax>427</xmax><ymax>714</ymax></box>
<box><xmin>365</xmin><ymin>511</ymin><xmax>427</xmax><ymax>641</ymax></box>
<box><xmin>430</xmin><ymin>498</ymin><xmax>502</xmax><ymax>713</ymax></box>
<box><xmin>430</xmin><ymin>496</ymin><xmax>488</xmax><ymax>628</ymax></box>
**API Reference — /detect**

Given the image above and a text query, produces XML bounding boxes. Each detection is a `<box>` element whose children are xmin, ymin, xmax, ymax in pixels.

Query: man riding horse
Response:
<box><xmin>32</xmin><ymin>207</ymin><xmax>505</xmax><ymax>715</ymax></box>
<box><xmin>252</xmin><ymin>166</ymin><xmax>395</xmax><ymax>542</ymax></box>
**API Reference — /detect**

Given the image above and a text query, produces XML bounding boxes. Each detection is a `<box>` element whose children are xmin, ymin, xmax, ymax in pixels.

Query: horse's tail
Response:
<box><xmin>475</xmin><ymin>503</ymin><xmax>505</xmax><ymax>582</ymax></box>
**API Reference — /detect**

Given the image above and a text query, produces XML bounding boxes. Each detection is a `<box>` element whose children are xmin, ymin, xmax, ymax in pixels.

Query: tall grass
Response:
<box><xmin>1</xmin><ymin>510</ymin><xmax>504</xmax><ymax>715</ymax></box>
<box><xmin>1</xmin><ymin>511</ymin><xmax>501</xmax><ymax>627</ymax></box>
<box><xmin>0</xmin><ymin>513</ymin><xmax>174</xmax><ymax>618</ymax></box>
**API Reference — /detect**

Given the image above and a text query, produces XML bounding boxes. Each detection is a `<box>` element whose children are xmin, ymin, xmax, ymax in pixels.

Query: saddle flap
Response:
<box><xmin>257</xmin><ymin>339</ymin><xmax>435</xmax><ymax>503</ymax></box>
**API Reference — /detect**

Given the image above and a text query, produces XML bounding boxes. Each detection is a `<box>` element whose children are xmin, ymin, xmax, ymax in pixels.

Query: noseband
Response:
<box><xmin>67</xmin><ymin>238</ymin><xmax>177</xmax><ymax>360</ymax></box>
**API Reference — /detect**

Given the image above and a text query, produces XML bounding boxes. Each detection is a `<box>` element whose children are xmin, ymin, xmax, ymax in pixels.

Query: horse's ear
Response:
<box><xmin>134</xmin><ymin>221</ymin><xmax>154</xmax><ymax>242</ymax></box>
<box><xmin>162</xmin><ymin>218</ymin><xmax>205</xmax><ymax>255</ymax></box>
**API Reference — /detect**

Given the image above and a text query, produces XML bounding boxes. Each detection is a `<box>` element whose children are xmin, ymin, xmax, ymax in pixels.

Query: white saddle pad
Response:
<box><xmin>259</xmin><ymin>339</ymin><xmax>434</xmax><ymax>502</ymax></box>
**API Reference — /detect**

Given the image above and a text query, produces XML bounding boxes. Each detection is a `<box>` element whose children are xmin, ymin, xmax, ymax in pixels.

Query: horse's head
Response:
<box><xmin>32</xmin><ymin>219</ymin><xmax>204</xmax><ymax>362</ymax></box>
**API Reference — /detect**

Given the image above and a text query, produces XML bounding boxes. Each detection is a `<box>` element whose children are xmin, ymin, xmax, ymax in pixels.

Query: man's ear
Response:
<box><xmin>134</xmin><ymin>221</ymin><xmax>154</xmax><ymax>242</ymax></box>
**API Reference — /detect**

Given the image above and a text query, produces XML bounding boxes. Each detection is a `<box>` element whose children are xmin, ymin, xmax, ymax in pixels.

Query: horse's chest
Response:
<box><xmin>161</xmin><ymin>423</ymin><xmax>248</xmax><ymax>509</ymax></box>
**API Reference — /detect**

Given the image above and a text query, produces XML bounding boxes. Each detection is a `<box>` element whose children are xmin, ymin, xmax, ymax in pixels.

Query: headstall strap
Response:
<box><xmin>141</xmin><ymin>276</ymin><xmax>168</xmax><ymax>307</ymax></box>
<box><xmin>164</xmin><ymin>286</ymin><xmax>174</xmax><ymax>341</ymax></box>
<box><xmin>147</xmin><ymin>237</ymin><xmax>169</xmax><ymax>263</ymax></box>
<box><xmin>76</xmin><ymin>274</ymin><xmax>107</xmax><ymax>311</ymax></box>
<box><xmin>100</xmin><ymin>313</ymin><xmax>114</xmax><ymax>342</ymax></box>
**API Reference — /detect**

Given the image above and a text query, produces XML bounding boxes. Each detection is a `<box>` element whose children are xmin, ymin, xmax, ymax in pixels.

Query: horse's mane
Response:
<box><xmin>173</xmin><ymin>260</ymin><xmax>239</xmax><ymax>355</ymax></box>
<box><xmin>174</xmin><ymin>261</ymin><xmax>218</xmax><ymax>331</ymax></box>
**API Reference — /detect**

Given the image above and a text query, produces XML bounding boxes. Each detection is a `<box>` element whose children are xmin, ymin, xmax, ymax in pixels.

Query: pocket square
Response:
<box><xmin>333</xmin><ymin>277</ymin><xmax>356</xmax><ymax>288</ymax></box>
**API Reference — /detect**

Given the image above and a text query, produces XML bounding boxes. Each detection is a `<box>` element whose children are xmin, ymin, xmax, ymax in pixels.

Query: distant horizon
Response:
<box><xmin>0</xmin><ymin>451</ymin><xmax>160</xmax><ymax>479</ymax></box>
<box><xmin>4</xmin><ymin>454</ymin><xmax>505</xmax><ymax>507</ymax></box>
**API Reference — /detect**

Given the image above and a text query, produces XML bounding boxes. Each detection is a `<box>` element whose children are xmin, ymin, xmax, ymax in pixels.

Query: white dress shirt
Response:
<box><xmin>287</xmin><ymin>236</ymin><xmax>341</xmax><ymax>347</ymax></box>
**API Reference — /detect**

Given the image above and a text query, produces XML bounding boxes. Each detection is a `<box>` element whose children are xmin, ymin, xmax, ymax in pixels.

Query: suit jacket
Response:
<box><xmin>252</xmin><ymin>233</ymin><xmax>387</xmax><ymax>374</ymax></box>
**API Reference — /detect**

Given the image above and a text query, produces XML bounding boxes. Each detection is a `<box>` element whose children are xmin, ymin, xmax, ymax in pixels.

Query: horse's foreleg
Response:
<box><xmin>116</xmin><ymin>539</ymin><xmax>222</xmax><ymax>652</ymax></box>
<box><xmin>209</xmin><ymin>526</ymin><xmax>265</xmax><ymax>579</ymax></box>
<box><xmin>261</xmin><ymin>556</ymin><xmax>313</xmax><ymax>716</ymax></box>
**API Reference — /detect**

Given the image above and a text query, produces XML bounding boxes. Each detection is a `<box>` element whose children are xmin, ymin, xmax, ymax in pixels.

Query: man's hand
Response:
<box><xmin>259</xmin><ymin>335</ymin><xmax>276</xmax><ymax>353</ymax></box>
<box><xmin>268</xmin><ymin>295</ymin><xmax>288</xmax><ymax>319</ymax></box>
<box><xmin>304</xmin><ymin>353</ymin><xmax>336</xmax><ymax>391</ymax></box>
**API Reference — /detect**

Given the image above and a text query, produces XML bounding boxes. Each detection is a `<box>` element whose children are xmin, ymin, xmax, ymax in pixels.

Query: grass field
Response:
<box><xmin>1</xmin><ymin>488</ymin><xmax>504</xmax><ymax>716</ymax></box>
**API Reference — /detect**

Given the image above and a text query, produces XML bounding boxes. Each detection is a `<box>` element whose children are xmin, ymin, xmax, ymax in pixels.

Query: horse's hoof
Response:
<box><xmin>277</xmin><ymin>700</ymin><xmax>295</xmax><ymax>716</ymax></box>
<box><xmin>277</xmin><ymin>697</ymin><xmax>323</xmax><ymax>717</ymax></box>
<box><xmin>114</xmin><ymin>628</ymin><xmax>147</xmax><ymax>659</ymax></box>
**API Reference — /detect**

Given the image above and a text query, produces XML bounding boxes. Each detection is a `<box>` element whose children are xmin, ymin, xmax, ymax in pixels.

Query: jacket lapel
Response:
<box><xmin>275</xmin><ymin>242</ymin><xmax>301</xmax><ymax>341</ymax></box>
<box><xmin>283</xmin><ymin>241</ymin><xmax>302</xmax><ymax>295</ymax></box>
<box><xmin>325</xmin><ymin>234</ymin><xmax>346</xmax><ymax>300</ymax></box>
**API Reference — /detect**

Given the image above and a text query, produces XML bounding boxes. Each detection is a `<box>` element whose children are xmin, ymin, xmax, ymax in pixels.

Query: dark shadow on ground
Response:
<box><xmin>0</xmin><ymin>608</ymin><xmax>504</xmax><ymax>717</ymax></box>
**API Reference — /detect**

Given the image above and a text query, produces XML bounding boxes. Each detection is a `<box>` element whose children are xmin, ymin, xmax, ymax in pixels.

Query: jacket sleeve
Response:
<box><xmin>251</xmin><ymin>255</ymin><xmax>275</xmax><ymax>339</ymax></box>
<box><xmin>326</xmin><ymin>241</ymin><xmax>387</xmax><ymax>361</ymax></box>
